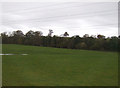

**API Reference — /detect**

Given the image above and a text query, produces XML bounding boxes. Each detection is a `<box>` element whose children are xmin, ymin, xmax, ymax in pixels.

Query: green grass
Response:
<box><xmin>2</xmin><ymin>44</ymin><xmax>118</xmax><ymax>86</ymax></box>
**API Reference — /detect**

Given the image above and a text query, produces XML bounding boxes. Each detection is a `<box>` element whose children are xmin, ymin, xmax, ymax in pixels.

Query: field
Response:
<box><xmin>2</xmin><ymin>44</ymin><xmax>118</xmax><ymax>86</ymax></box>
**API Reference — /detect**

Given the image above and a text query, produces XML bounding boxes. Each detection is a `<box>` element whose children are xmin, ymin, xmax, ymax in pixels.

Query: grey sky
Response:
<box><xmin>1</xmin><ymin>2</ymin><xmax>118</xmax><ymax>37</ymax></box>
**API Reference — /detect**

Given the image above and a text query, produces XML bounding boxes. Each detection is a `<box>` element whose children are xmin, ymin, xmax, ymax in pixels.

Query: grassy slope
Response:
<box><xmin>2</xmin><ymin>44</ymin><xmax>118</xmax><ymax>86</ymax></box>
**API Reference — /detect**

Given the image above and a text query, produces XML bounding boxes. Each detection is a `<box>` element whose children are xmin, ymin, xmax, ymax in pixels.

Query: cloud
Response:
<box><xmin>1</xmin><ymin>2</ymin><xmax>118</xmax><ymax>37</ymax></box>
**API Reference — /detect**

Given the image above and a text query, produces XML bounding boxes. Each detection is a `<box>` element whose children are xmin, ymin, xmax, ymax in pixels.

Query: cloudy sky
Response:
<box><xmin>1</xmin><ymin>2</ymin><xmax>118</xmax><ymax>37</ymax></box>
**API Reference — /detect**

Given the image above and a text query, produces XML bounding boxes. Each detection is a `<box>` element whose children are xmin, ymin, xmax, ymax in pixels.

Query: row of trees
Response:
<box><xmin>0</xmin><ymin>30</ymin><xmax>119</xmax><ymax>51</ymax></box>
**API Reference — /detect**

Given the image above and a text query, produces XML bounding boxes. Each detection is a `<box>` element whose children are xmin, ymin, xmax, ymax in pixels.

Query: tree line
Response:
<box><xmin>0</xmin><ymin>30</ymin><xmax>119</xmax><ymax>52</ymax></box>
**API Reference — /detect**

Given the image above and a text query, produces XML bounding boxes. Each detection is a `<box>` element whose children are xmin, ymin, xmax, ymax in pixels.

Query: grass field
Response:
<box><xmin>2</xmin><ymin>44</ymin><xmax>118</xmax><ymax>86</ymax></box>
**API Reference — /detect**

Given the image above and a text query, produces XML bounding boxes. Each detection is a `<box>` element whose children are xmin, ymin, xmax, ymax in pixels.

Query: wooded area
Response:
<box><xmin>0</xmin><ymin>30</ymin><xmax>119</xmax><ymax>51</ymax></box>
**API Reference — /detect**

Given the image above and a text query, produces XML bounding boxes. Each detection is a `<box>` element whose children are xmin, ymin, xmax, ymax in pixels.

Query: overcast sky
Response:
<box><xmin>0</xmin><ymin>2</ymin><xmax>118</xmax><ymax>37</ymax></box>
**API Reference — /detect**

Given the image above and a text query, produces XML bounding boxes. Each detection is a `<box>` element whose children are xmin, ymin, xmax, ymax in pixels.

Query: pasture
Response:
<box><xmin>2</xmin><ymin>44</ymin><xmax>118</xmax><ymax>86</ymax></box>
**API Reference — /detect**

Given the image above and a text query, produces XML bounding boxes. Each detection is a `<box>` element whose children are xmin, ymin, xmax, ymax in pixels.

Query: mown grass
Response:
<box><xmin>2</xmin><ymin>44</ymin><xmax>118</xmax><ymax>86</ymax></box>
